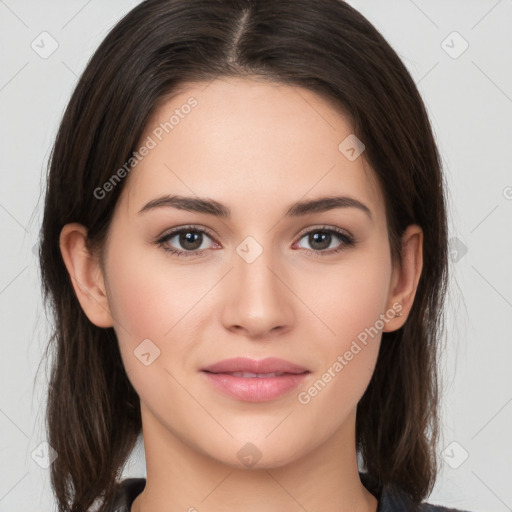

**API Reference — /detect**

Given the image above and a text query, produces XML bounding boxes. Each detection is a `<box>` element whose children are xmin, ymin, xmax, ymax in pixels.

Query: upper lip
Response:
<box><xmin>201</xmin><ymin>357</ymin><xmax>309</xmax><ymax>375</ymax></box>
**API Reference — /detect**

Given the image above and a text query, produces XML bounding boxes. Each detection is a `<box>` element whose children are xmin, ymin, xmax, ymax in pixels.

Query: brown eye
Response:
<box><xmin>295</xmin><ymin>227</ymin><xmax>355</xmax><ymax>256</ymax></box>
<box><xmin>156</xmin><ymin>226</ymin><xmax>217</xmax><ymax>257</ymax></box>
<box><xmin>176</xmin><ymin>231</ymin><xmax>204</xmax><ymax>251</ymax></box>
<box><xmin>306</xmin><ymin>231</ymin><xmax>333</xmax><ymax>251</ymax></box>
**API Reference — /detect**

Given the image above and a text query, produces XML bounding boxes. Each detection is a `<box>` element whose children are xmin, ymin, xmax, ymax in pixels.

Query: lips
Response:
<box><xmin>201</xmin><ymin>357</ymin><xmax>309</xmax><ymax>376</ymax></box>
<box><xmin>200</xmin><ymin>357</ymin><xmax>310</xmax><ymax>401</ymax></box>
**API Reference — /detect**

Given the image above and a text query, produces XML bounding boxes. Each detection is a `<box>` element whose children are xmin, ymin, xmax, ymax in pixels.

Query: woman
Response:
<box><xmin>38</xmin><ymin>0</ymin><xmax>469</xmax><ymax>511</ymax></box>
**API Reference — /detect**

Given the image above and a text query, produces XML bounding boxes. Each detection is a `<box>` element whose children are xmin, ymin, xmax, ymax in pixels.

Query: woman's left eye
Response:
<box><xmin>156</xmin><ymin>225</ymin><xmax>355</xmax><ymax>258</ymax></box>
<box><xmin>294</xmin><ymin>227</ymin><xmax>355</xmax><ymax>256</ymax></box>
<box><xmin>292</xmin><ymin>226</ymin><xmax>356</xmax><ymax>257</ymax></box>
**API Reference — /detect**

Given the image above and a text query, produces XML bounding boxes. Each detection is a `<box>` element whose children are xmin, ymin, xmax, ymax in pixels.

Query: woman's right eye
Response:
<box><xmin>156</xmin><ymin>226</ymin><xmax>218</xmax><ymax>258</ymax></box>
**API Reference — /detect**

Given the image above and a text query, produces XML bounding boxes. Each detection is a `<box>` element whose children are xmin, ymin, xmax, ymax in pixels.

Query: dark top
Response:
<box><xmin>109</xmin><ymin>472</ymin><xmax>470</xmax><ymax>512</ymax></box>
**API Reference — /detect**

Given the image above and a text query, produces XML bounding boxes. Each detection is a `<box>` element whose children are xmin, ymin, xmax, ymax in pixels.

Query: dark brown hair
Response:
<box><xmin>38</xmin><ymin>0</ymin><xmax>448</xmax><ymax>510</ymax></box>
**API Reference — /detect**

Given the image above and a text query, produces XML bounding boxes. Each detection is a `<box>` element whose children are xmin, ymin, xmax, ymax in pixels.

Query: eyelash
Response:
<box><xmin>155</xmin><ymin>224</ymin><xmax>356</xmax><ymax>259</ymax></box>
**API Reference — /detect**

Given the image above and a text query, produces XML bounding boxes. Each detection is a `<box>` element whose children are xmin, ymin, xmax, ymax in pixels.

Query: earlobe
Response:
<box><xmin>59</xmin><ymin>223</ymin><xmax>114</xmax><ymax>328</ymax></box>
<box><xmin>383</xmin><ymin>224</ymin><xmax>423</xmax><ymax>332</ymax></box>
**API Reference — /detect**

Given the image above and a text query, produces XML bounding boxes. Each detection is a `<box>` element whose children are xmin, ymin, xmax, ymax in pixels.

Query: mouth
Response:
<box><xmin>200</xmin><ymin>357</ymin><xmax>310</xmax><ymax>402</ymax></box>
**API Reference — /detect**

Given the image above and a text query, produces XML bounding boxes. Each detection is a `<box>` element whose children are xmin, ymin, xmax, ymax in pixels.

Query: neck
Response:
<box><xmin>130</xmin><ymin>405</ymin><xmax>378</xmax><ymax>512</ymax></box>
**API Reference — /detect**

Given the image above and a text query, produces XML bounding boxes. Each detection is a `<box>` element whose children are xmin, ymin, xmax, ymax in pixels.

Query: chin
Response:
<box><xmin>203</xmin><ymin>438</ymin><xmax>307</xmax><ymax>471</ymax></box>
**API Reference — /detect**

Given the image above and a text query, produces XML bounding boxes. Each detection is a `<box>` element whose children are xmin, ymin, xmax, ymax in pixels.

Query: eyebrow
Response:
<box><xmin>138</xmin><ymin>194</ymin><xmax>372</xmax><ymax>220</ymax></box>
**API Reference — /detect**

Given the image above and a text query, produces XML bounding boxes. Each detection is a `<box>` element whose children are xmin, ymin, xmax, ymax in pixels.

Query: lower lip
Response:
<box><xmin>201</xmin><ymin>371</ymin><xmax>309</xmax><ymax>402</ymax></box>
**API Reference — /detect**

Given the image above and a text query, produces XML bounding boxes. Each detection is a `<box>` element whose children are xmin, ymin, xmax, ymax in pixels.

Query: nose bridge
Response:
<box><xmin>221</xmin><ymin>236</ymin><xmax>293</xmax><ymax>336</ymax></box>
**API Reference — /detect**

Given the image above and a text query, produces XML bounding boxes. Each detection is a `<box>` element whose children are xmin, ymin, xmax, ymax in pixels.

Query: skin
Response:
<box><xmin>59</xmin><ymin>77</ymin><xmax>423</xmax><ymax>512</ymax></box>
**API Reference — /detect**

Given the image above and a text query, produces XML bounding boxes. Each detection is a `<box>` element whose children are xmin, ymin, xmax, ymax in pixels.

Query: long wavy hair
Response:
<box><xmin>38</xmin><ymin>0</ymin><xmax>449</xmax><ymax>510</ymax></box>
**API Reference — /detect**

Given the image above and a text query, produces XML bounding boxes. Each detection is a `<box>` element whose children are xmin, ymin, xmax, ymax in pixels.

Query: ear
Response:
<box><xmin>59</xmin><ymin>223</ymin><xmax>114</xmax><ymax>328</ymax></box>
<box><xmin>383</xmin><ymin>224</ymin><xmax>423</xmax><ymax>332</ymax></box>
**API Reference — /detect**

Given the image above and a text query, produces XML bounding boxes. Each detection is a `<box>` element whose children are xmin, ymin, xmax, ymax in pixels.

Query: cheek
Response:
<box><xmin>300</xmin><ymin>242</ymin><xmax>392</xmax><ymax>342</ymax></box>
<box><xmin>105</xmin><ymin>254</ymin><xmax>205</xmax><ymax>410</ymax></box>
<box><xmin>295</xmin><ymin>244</ymin><xmax>391</xmax><ymax>401</ymax></box>
<box><xmin>106</xmin><ymin>244</ymin><xmax>215</xmax><ymax>341</ymax></box>
<box><xmin>104</xmin><ymin>243</ymin><xmax>222</xmax><ymax>390</ymax></box>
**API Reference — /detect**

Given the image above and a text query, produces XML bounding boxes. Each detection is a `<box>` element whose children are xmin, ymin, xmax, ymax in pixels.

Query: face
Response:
<box><xmin>99</xmin><ymin>77</ymin><xmax>400</xmax><ymax>469</ymax></box>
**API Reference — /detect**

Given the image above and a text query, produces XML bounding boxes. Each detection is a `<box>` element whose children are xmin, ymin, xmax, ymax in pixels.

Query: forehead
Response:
<box><xmin>116</xmin><ymin>77</ymin><xmax>385</xmax><ymax>224</ymax></box>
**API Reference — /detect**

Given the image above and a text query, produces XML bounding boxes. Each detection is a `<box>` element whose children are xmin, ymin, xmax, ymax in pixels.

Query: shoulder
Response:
<box><xmin>359</xmin><ymin>471</ymin><xmax>471</xmax><ymax>512</ymax></box>
<box><xmin>381</xmin><ymin>486</ymin><xmax>471</xmax><ymax>512</ymax></box>
<box><xmin>416</xmin><ymin>502</ymin><xmax>471</xmax><ymax>512</ymax></box>
<box><xmin>418</xmin><ymin>505</ymin><xmax>470</xmax><ymax>512</ymax></box>
<box><xmin>381</xmin><ymin>484</ymin><xmax>471</xmax><ymax>512</ymax></box>
<box><xmin>378</xmin><ymin>487</ymin><xmax>469</xmax><ymax>512</ymax></box>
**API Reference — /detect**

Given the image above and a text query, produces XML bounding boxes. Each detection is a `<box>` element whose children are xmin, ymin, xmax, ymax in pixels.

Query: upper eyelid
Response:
<box><xmin>294</xmin><ymin>224</ymin><xmax>352</xmax><ymax>239</ymax></box>
<box><xmin>158</xmin><ymin>225</ymin><xmax>215</xmax><ymax>237</ymax></box>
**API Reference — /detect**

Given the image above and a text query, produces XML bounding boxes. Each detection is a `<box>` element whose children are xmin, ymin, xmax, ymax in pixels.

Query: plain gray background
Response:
<box><xmin>1</xmin><ymin>0</ymin><xmax>511</xmax><ymax>510</ymax></box>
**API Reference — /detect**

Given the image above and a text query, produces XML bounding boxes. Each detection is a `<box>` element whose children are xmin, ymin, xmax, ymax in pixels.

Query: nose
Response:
<box><xmin>220</xmin><ymin>246</ymin><xmax>295</xmax><ymax>339</ymax></box>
